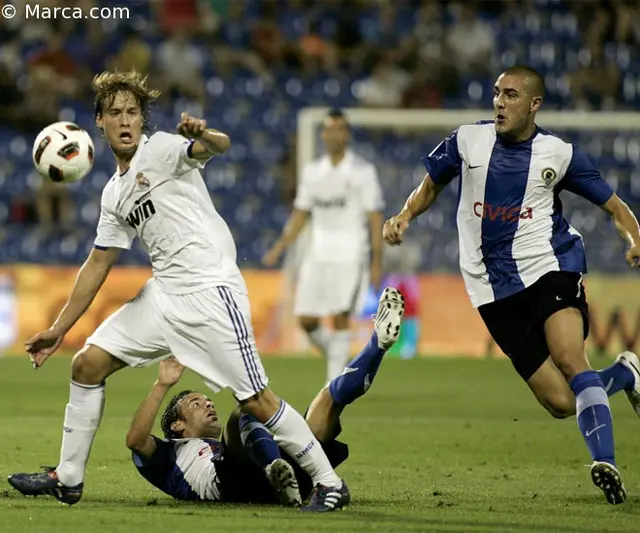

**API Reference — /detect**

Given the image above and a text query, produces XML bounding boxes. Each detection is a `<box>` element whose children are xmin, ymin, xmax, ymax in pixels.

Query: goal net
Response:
<box><xmin>293</xmin><ymin>108</ymin><xmax>640</xmax><ymax>359</ymax></box>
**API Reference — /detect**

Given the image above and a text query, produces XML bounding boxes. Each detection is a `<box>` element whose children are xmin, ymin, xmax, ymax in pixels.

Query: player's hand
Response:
<box><xmin>177</xmin><ymin>112</ymin><xmax>207</xmax><ymax>139</ymax></box>
<box><xmin>157</xmin><ymin>356</ymin><xmax>185</xmax><ymax>387</ymax></box>
<box><xmin>25</xmin><ymin>327</ymin><xmax>65</xmax><ymax>369</ymax></box>
<box><xmin>383</xmin><ymin>212</ymin><xmax>411</xmax><ymax>246</ymax></box>
<box><xmin>625</xmin><ymin>245</ymin><xmax>640</xmax><ymax>268</ymax></box>
<box><xmin>262</xmin><ymin>244</ymin><xmax>284</xmax><ymax>267</ymax></box>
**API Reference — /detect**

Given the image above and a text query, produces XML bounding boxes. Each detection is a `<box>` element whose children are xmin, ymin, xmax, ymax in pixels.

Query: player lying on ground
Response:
<box><xmin>8</xmin><ymin>70</ymin><xmax>349</xmax><ymax>512</ymax></box>
<box><xmin>126</xmin><ymin>287</ymin><xmax>405</xmax><ymax>507</ymax></box>
<box><xmin>383</xmin><ymin>64</ymin><xmax>640</xmax><ymax>505</ymax></box>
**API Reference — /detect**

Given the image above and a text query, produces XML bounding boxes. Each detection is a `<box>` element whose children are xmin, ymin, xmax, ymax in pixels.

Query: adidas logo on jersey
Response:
<box><xmin>126</xmin><ymin>198</ymin><xmax>156</xmax><ymax>228</ymax></box>
<box><xmin>473</xmin><ymin>202</ymin><xmax>533</xmax><ymax>222</ymax></box>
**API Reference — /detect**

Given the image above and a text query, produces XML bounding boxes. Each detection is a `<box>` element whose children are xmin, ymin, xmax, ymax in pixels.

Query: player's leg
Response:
<box><xmin>479</xmin><ymin>285</ymin><xmax>577</xmax><ymax>419</ymax></box>
<box><xmin>536</xmin><ymin>272</ymin><xmax>626</xmax><ymax>504</ymax></box>
<box><xmin>8</xmin><ymin>279</ymin><xmax>171</xmax><ymax>505</ymax></box>
<box><xmin>524</xmin><ymin>357</ymin><xmax>575</xmax><ymax>418</ymax></box>
<box><xmin>8</xmin><ymin>345</ymin><xmax>126</xmax><ymax>504</ymax></box>
<box><xmin>328</xmin><ymin>312</ymin><xmax>352</xmax><ymax>383</ymax></box>
<box><xmin>159</xmin><ymin>286</ymin><xmax>349</xmax><ymax>512</ymax></box>
<box><xmin>295</xmin><ymin>260</ymin><xmax>332</xmax><ymax>358</ymax></box>
<box><xmin>308</xmin><ymin>287</ymin><xmax>406</xmax><ymax>439</ymax></box>
<box><xmin>56</xmin><ymin>346</ymin><xmax>126</xmax><ymax>487</ymax></box>
<box><xmin>326</xmin><ymin>262</ymin><xmax>370</xmax><ymax>383</ymax></box>
<box><xmin>223</xmin><ymin>408</ymin><xmax>301</xmax><ymax>506</ymax></box>
<box><xmin>595</xmin><ymin>351</ymin><xmax>639</xmax><ymax>410</ymax></box>
<box><xmin>324</xmin><ymin>262</ymin><xmax>370</xmax><ymax>382</ymax></box>
<box><xmin>543</xmin><ymin>307</ymin><xmax>626</xmax><ymax>504</ymax></box>
<box><xmin>299</xmin><ymin>315</ymin><xmax>331</xmax><ymax>358</ymax></box>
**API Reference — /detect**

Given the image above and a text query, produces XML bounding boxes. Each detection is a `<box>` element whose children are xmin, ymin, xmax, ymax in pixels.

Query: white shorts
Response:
<box><xmin>294</xmin><ymin>259</ymin><xmax>369</xmax><ymax>318</ymax></box>
<box><xmin>86</xmin><ymin>279</ymin><xmax>268</xmax><ymax>401</ymax></box>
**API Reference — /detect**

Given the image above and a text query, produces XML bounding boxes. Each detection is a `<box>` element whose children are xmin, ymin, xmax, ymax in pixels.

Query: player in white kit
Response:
<box><xmin>8</xmin><ymin>71</ymin><xmax>350</xmax><ymax>513</ymax></box>
<box><xmin>263</xmin><ymin>109</ymin><xmax>385</xmax><ymax>382</ymax></box>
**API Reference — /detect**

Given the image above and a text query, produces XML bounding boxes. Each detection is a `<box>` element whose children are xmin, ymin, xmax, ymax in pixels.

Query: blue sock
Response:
<box><xmin>239</xmin><ymin>413</ymin><xmax>281</xmax><ymax>469</ymax></box>
<box><xmin>597</xmin><ymin>362</ymin><xmax>634</xmax><ymax>396</ymax></box>
<box><xmin>569</xmin><ymin>371</ymin><xmax>616</xmax><ymax>466</ymax></box>
<box><xmin>329</xmin><ymin>331</ymin><xmax>385</xmax><ymax>406</ymax></box>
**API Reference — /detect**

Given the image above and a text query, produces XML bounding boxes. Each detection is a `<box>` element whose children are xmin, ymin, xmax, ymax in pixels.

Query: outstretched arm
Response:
<box><xmin>383</xmin><ymin>174</ymin><xmax>447</xmax><ymax>245</ymax></box>
<box><xmin>384</xmin><ymin>128</ymin><xmax>461</xmax><ymax>246</ymax></box>
<box><xmin>26</xmin><ymin>246</ymin><xmax>120</xmax><ymax>368</ymax></box>
<box><xmin>177</xmin><ymin>112</ymin><xmax>231</xmax><ymax>159</ymax></box>
<box><xmin>262</xmin><ymin>209</ymin><xmax>310</xmax><ymax>266</ymax></box>
<box><xmin>126</xmin><ymin>357</ymin><xmax>185</xmax><ymax>460</ymax></box>
<box><xmin>601</xmin><ymin>194</ymin><xmax>640</xmax><ymax>267</ymax></box>
<box><xmin>561</xmin><ymin>145</ymin><xmax>640</xmax><ymax>267</ymax></box>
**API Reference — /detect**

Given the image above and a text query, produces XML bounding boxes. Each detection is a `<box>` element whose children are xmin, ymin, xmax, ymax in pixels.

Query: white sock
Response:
<box><xmin>308</xmin><ymin>325</ymin><xmax>331</xmax><ymax>356</ymax></box>
<box><xmin>56</xmin><ymin>381</ymin><xmax>105</xmax><ymax>487</ymax></box>
<box><xmin>264</xmin><ymin>400</ymin><xmax>341</xmax><ymax>487</ymax></box>
<box><xmin>327</xmin><ymin>329</ymin><xmax>352</xmax><ymax>382</ymax></box>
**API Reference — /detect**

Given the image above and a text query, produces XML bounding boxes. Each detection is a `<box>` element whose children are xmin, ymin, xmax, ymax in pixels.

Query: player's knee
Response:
<box><xmin>542</xmin><ymin>394</ymin><xmax>576</xmax><ymax>419</ymax></box>
<box><xmin>238</xmin><ymin>387</ymin><xmax>281</xmax><ymax>423</ymax></box>
<box><xmin>71</xmin><ymin>345</ymin><xmax>122</xmax><ymax>385</ymax></box>
<box><xmin>332</xmin><ymin>313</ymin><xmax>350</xmax><ymax>330</ymax></box>
<box><xmin>299</xmin><ymin>316</ymin><xmax>320</xmax><ymax>333</ymax></box>
<box><xmin>553</xmin><ymin>355</ymin><xmax>590</xmax><ymax>380</ymax></box>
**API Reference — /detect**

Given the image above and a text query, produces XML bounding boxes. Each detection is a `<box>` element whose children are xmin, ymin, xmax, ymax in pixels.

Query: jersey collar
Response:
<box><xmin>321</xmin><ymin>148</ymin><xmax>354</xmax><ymax>171</ymax></box>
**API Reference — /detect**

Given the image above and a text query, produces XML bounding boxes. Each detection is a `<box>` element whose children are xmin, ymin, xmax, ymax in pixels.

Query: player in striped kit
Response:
<box><xmin>384</xmin><ymin>65</ymin><xmax>640</xmax><ymax>505</ymax></box>
<box><xmin>125</xmin><ymin>287</ymin><xmax>405</xmax><ymax>508</ymax></box>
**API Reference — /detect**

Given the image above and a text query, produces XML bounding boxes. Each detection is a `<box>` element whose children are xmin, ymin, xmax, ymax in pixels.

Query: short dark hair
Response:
<box><xmin>93</xmin><ymin>69</ymin><xmax>160</xmax><ymax>133</ymax></box>
<box><xmin>160</xmin><ymin>389</ymin><xmax>193</xmax><ymax>439</ymax></box>
<box><xmin>326</xmin><ymin>108</ymin><xmax>348</xmax><ymax>122</ymax></box>
<box><xmin>502</xmin><ymin>65</ymin><xmax>545</xmax><ymax>99</ymax></box>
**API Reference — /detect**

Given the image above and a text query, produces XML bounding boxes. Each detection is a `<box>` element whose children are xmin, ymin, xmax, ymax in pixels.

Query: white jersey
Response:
<box><xmin>94</xmin><ymin>132</ymin><xmax>246</xmax><ymax>295</ymax></box>
<box><xmin>294</xmin><ymin>149</ymin><xmax>384</xmax><ymax>262</ymax></box>
<box><xmin>133</xmin><ymin>436</ymin><xmax>223</xmax><ymax>501</ymax></box>
<box><xmin>422</xmin><ymin>121</ymin><xmax>614</xmax><ymax>308</ymax></box>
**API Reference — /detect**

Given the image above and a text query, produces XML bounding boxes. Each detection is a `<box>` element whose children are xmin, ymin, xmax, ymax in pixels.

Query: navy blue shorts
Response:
<box><xmin>478</xmin><ymin>271</ymin><xmax>590</xmax><ymax>381</ymax></box>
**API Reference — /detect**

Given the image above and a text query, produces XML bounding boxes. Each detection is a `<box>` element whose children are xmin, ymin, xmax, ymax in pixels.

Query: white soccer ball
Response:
<box><xmin>32</xmin><ymin>121</ymin><xmax>95</xmax><ymax>183</ymax></box>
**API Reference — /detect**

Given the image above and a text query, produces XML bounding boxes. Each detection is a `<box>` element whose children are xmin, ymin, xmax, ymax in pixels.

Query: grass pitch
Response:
<box><xmin>0</xmin><ymin>355</ymin><xmax>639</xmax><ymax>533</ymax></box>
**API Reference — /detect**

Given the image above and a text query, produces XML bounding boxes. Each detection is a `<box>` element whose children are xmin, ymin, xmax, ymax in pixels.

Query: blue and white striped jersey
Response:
<box><xmin>422</xmin><ymin>121</ymin><xmax>614</xmax><ymax>308</ymax></box>
<box><xmin>133</xmin><ymin>436</ymin><xmax>223</xmax><ymax>501</ymax></box>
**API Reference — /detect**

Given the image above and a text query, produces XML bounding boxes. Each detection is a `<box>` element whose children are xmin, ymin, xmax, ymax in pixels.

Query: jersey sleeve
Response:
<box><xmin>420</xmin><ymin>129</ymin><xmax>462</xmax><ymax>185</ymax></box>
<box><xmin>94</xmin><ymin>189</ymin><xmax>136</xmax><ymax>250</ymax></box>
<box><xmin>560</xmin><ymin>145</ymin><xmax>614</xmax><ymax>206</ymax></box>
<box><xmin>132</xmin><ymin>436</ymin><xmax>176</xmax><ymax>492</ymax></box>
<box><xmin>362</xmin><ymin>164</ymin><xmax>385</xmax><ymax>212</ymax></box>
<box><xmin>150</xmin><ymin>132</ymin><xmax>213</xmax><ymax>176</ymax></box>
<box><xmin>293</xmin><ymin>165</ymin><xmax>313</xmax><ymax>211</ymax></box>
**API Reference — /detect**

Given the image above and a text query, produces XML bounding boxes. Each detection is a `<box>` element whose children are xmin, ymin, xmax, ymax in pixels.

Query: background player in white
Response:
<box><xmin>383</xmin><ymin>65</ymin><xmax>640</xmax><ymax>505</ymax></box>
<box><xmin>8</xmin><ymin>71</ymin><xmax>349</xmax><ymax>513</ymax></box>
<box><xmin>262</xmin><ymin>109</ymin><xmax>385</xmax><ymax>382</ymax></box>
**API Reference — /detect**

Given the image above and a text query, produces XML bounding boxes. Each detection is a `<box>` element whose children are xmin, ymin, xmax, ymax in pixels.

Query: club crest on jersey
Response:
<box><xmin>136</xmin><ymin>172</ymin><xmax>150</xmax><ymax>189</ymax></box>
<box><xmin>541</xmin><ymin>167</ymin><xmax>557</xmax><ymax>188</ymax></box>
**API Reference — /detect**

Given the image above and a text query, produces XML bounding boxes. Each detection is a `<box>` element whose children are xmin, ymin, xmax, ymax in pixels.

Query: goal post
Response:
<box><xmin>297</xmin><ymin>108</ymin><xmax>640</xmax><ymax>177</ymax></box>
<box><xmin>294</xmin><ymin>107</ymin><xmax>640</xmax><ymax>359</ymax></box>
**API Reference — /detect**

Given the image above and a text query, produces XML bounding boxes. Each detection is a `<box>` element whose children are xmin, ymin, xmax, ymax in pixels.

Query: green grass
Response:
<box><xmin>1</xmin><ymin>355</ymin><xmax>639</xmax><ymax>533</ymax></box>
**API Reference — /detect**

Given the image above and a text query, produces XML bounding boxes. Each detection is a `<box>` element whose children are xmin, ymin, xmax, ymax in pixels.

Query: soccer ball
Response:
<box><xmin>32</xmin><ymin>121</ymin><xmax>95</xmax><ymax>183</ymax></box>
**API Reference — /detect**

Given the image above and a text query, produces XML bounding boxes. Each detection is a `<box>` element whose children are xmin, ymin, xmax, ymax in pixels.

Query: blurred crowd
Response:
<box><xmin>2</xmin><ymin>0</ymin><xmax>639</xmax><ymax>122</ymax></box>
<box><xmin>0</xmin><ymin>0</ymin><xmax>639</xmax><ymax>262</ymax></box>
